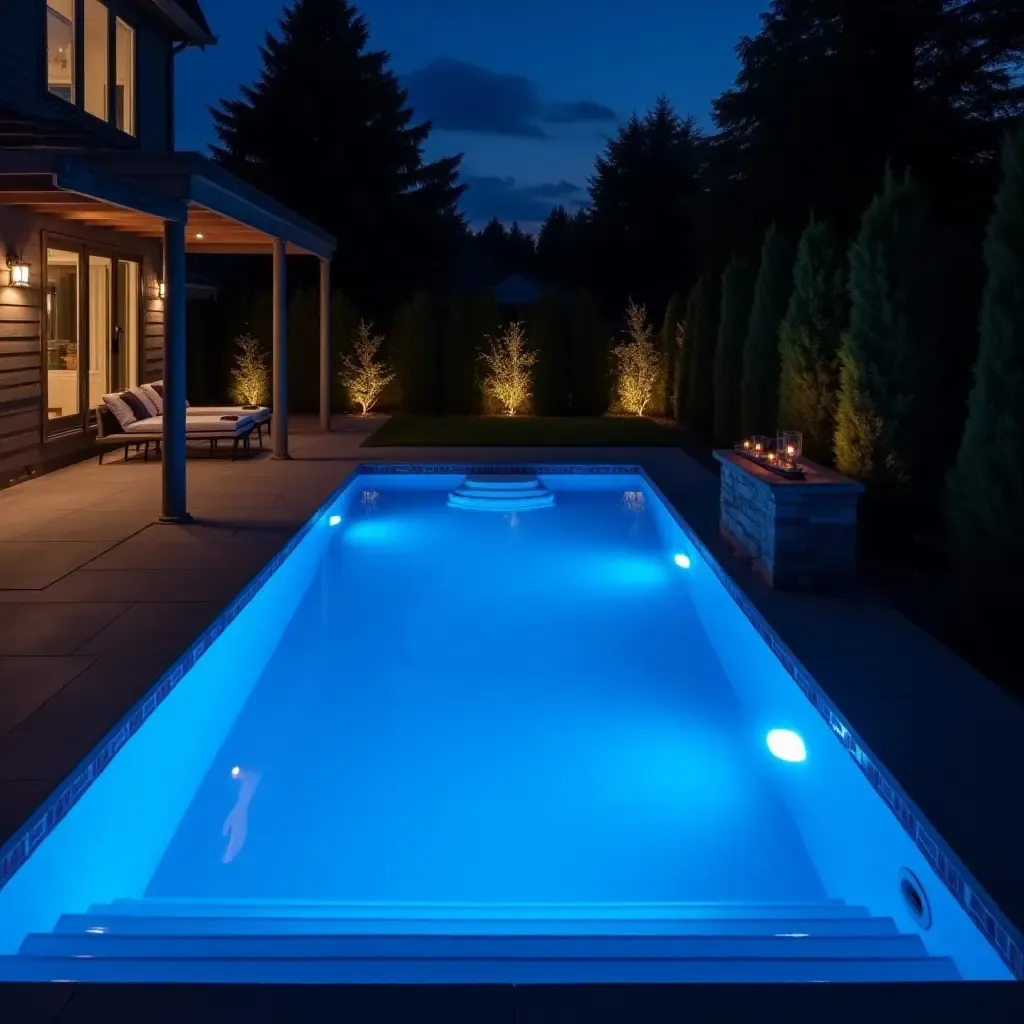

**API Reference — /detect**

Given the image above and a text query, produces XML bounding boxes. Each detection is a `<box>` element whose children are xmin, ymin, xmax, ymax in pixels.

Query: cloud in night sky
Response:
<box><xmin>403</xmin><ymin>59</ymin><xmax>617</xmax><ymax>138</ymax></box>
<box><xmin>461</xmin><ymin>175</ymin><xmax>586</xmax><ymax>225</ymax></box>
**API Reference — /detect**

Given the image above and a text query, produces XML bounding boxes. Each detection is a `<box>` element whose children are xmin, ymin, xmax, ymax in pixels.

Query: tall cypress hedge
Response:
<box><xmin>391</xmin><ymin>290</ymin><xmax>438</xmax><ymax>413</ymax></box>
<box><xmin>835</xmin><ymin>170</ymin><xmax>942</xmax><ymax>526</ymax></box>
<box><xmin>660</xmin><ymin>292</ymin><xmax>685</xmax><ymax>417</ymax></box>
<box><xmin>531</xmin><ymin>290</ymin><xmax>569</xmax><ymax>415</ymax></box>
<box><xmin>740</xmin><ymin>225</ymin><xmax>795</xmax><ymax>436</ymax></box>
<box><xmin>712</xmin><ymin>258</ymin><xmax>756</xmax><ymax>446</ymax></box>
<box><xmin>777</xmin><ymin>219</ymin><xmax>848</xmax><ymax>462</ymax></box>
<box><xmin>568</xmin><ymin>288</ymin><xmax>609</xmax><ymax>415</ymax></box>
<box><xmin>683</xmin><ymin>273</ymin><xmax>720</xmax><ymax>437</ymax></box>
<box><xmin>946</xmin><ymin>128</ymin><xmax>1024</xmax><ymax>621</ymax></box>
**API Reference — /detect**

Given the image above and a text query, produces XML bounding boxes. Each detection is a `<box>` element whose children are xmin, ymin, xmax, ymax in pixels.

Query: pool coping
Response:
<box><xmin>0</xmin><ymin>461</ymin><xmax>1020</xmax><ymax>983</ymax></box>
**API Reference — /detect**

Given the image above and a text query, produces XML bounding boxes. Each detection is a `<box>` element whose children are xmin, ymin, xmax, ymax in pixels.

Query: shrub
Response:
<box><xmin>712</xmin><ymin>258</ymin><xmax>756</xmax><ymax>446</ymax></box>
<box><xmin>946</xmin><ymin>127</ymin><xmax>1024</xmax><ymax>623</ymax></box>
<box><xmin>612</xmin><ymin>300</ymin><xmax>662</xmax><ymax>416</ymax></box>
<box><xmin>479</xmin><ymin>321</ymin><xmax>537</xmax><ymax>415</ymax></box>
<box><xmin>339</xmin><ymin>320</ymin><xmax>395</xmax><ymax>415</ymax></box>
<box><xmin>777</xmin><ymin>219</ymin><xmax>848</xmax><ymax>462</ymax></box>
<box><xmin>230</xmin><ymin>333</ymin><xmax>271</xmax><ymax>406</ymax></box>
<box><xmin>740</xmin><ymin>225</ymin><xmax>795</xmax><ymax>436</ymax></box>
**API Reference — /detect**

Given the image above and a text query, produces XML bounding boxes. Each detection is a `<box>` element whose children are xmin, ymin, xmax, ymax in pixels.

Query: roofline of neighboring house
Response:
<box><xmin>148</xmin><ymin>0</ymin><xmax>217</xmax><ymax>47</ymax></box>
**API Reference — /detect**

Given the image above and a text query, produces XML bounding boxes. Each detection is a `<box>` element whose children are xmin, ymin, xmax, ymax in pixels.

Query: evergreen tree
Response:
<box><xmin>777</xmin><ymin>219</ymin><xmax>849</xmax><ymax>462</ymax></box>
<box><xmin>946</xmin><ymin>127</ymin><xmax>1024</xmax><ymax>625</ymax></box>
<box><xmin>530</xmin><ymin>290</ymin><xmax>569</xmax><ymax>415</ymax></box>
<box><xmin>660</xmin><ymin>293</ymin><xmax>685</xmax><ymax>416</ymax></box>
<box><xmin>683</xmin><ymin>273</ymin><xmax>721</xmax><ymax>437</ymax></box>
<box><xmin>210</xmin><ymin>0</ymin><xmax>466</xmax><ymax>308</ymax></box>
<box><xmin>707</xmin><ymin>0</ymin><xmax>1024</xmax><ymax>262</ymax></box>
<box><xmin>835</xmin><ymin>170</ymin><xmax>943</xmax><ymax>519</ymax></box>
<box><xmin>568</xmin><ymin>289</ymin><xmax>609</xmax><ymax>415</ymax></box>
<box><xmin>537</xmin><ymin>207</ymin><xmax>590</xmax><ymax>288</ymax></box>
<box><xmin>391</xmin><ymin>291</ymin><xmax>437</xmax><ymax>413</ymax></box>
<box><xmin>588</xmin><ymin>97</ymin><xmax>703</xmax><ymax>313</ymax></box>
<box><xmin>741</xmin><ymin>225</ymin><xmax>795</xmax><ymax>436</ymax></box>
<box><xmin>712</xmin><ymin>258</ymin><xmax>756</xmax><ymax>446</ymax></box>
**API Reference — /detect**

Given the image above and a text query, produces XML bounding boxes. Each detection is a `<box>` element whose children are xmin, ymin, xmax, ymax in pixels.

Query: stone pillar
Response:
<box><xmin>272</xmin><ymin>238</ymin><xmax>288</xmax><ymax>459</ymax></box>
<box><xmin>159</xmin><ymin>218</ymin><xmax>189</xmax><ymax>524</ymax></box>
<box><xmin>319</xmin><ymin>257</ymin><xmax>331</xmax><ymax>432</ymax></box>
<box><xmin>714</xmin><ymin>450</ymin><xmax>864</xmax><ymax>591</ymax></box>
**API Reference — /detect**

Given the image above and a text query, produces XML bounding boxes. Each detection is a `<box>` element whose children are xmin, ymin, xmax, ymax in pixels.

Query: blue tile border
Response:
<box><xmin>641</xmin><ymin>469</ymin><xmax>1024</xmax><ymax>981</ymax></box>
<box><xmin>2</xmin><ymin>461</ymin><xmax>1020</xmax><ymax>983</ymax></box>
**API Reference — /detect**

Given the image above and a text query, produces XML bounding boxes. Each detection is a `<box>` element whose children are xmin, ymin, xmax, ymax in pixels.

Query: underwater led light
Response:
<box><xmin>766</xmin><ymin>729</ymin><xmax>807</xmax><ymax>763</ymax></box>
<box><xmin>328</xmin><ymin>515</ymin><xmax>342</xmax><ymax>527</ymax></box>
<box><xmin>674</xmin><ymin>553</ymin><xmax>691</xmax><ymax>569</ymax></box>
<box><xmin>230</xmin><ymin>765</ymin><xmax>241</xmax><ymax>779</ymax></box>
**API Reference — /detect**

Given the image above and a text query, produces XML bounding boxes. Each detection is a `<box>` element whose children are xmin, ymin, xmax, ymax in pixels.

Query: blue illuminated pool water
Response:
<box><xmin>0</xmin><ymin>470</ymin><xmax>1014</xmax><ymax>983</ymax></box>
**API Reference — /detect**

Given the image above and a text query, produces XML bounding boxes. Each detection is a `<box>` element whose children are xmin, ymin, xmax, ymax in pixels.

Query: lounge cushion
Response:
<box><xmin>129</xmin><ymin>386</ymin><xmax>158</xmax><ymax>418</ymax></box>
<box><xmin>187</xmin><ymin>405</ymin><xmax>270</xmax><ymax>423</ymax></box>
<box><xmin>146</xmin><ymin>381</ymin><xmax>188</xmax><ymax>408</ymax></box>
<box><xmin>102</xmin><ymin>393</ymin><xmax>137</xmax><ymax>430</ymax></box>
<box><xmin>122</xmin><ymin>414</ymin><xmax>255</xmax><ymax>435</ymax></box>
<box><xmin>140</xmin><ymin>383</ymin><xmax>163</xmax><ymax>413</ymax></box>
<box><xmin>119</xmin><ymin>390</ymin><xmax>152</xmax><ymax>422</ymax></box>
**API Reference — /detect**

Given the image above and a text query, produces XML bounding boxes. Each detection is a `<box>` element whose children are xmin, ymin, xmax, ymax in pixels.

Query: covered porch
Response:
<box><xmin>0</xmin><ymin>151</ymin><xmax>336</xmax><ymax>522</ymax></box>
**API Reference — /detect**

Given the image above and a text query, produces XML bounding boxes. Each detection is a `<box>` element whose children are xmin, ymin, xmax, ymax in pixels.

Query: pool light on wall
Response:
<box><xmin>674</xmin><ymin>553</ymin><xmax>691</xmax><ymax>569</ymax></box>
<box><xmin>766</xmin><ymin>728</ymin><xmax>807</xmax><ymax>763</ymax></box>
<box><xmin>328</xmin><ymin>515</ymin><xmax>342</xmax><ymax>527</ymax></box>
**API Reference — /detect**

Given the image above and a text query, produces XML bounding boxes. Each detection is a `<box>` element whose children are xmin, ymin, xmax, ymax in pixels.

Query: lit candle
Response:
<box><xmin>754</xmin><ymin>442</ymin><xmax>762</xmax><ymax>453</ymax></box>
<box><xmin>786</xmin><ymin>445</ymin><xmax>795</xmax><ymax>457</ymax></box>
<box><xmin>743</xmin><ymin>439</ymin><xmax>751</xmax><ymax>450</ymax></box>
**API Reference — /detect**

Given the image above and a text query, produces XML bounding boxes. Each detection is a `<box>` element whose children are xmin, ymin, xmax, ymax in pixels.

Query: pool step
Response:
<box><xmin>448</xmin><ymin>475</ymin><xmax>555</xmax><ymax>511</ymax></box>
<box><xmin>54</xmin><ymin>913</ymin><xmax>901</xmax><ymax>938</ymax></box>
<box><xmin>0</xmin><ymin>952</ymin><xmax>960</xmax><ymax>984</ymax></box>
<box><xmin>96</xmin><ymin>898</ymin><xmax>863</xmax><ymax>920</ymax></box>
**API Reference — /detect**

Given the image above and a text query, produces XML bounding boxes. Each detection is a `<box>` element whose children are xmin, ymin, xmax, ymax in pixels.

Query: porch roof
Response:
<box><xmin>0</xmin><ymin>150</ymin><xmax>335</xmax><ymax>260</ymax></box>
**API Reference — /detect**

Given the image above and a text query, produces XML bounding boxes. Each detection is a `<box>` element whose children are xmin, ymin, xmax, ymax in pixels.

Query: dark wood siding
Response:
<box><xmin>0</xmin><ymin>205</ymin><xmax>163</xmax><ymax>477</ymax></box>
<box><xmin>0</xmin><ymin>0</ymin><xmax>45</xmax><ymax>119</ymax></box>
<box><xmin>134</xmin><ymin>13</ymin><xmax>173</xmax><ymax>154</ymax></box>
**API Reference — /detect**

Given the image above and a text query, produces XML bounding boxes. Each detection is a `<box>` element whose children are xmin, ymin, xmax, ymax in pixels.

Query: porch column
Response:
<box><xmin>319</xmin><ymin>257</ymin><xmax>331</xmax><ymax>431</ymax></box>
<box><xmin>160</xmin><ymin>217</ymin><xmax>189</xmax><ymax>523</ymax></box>
<box><xmin>272</xmin><ymin>238</ymin><xmax>288</xmax><ymax>458</ymax></box>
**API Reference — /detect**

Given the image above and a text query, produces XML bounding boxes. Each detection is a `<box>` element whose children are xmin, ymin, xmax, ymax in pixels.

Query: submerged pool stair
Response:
<box><xmin>448</xmin><ymin>475</ymin><xmax>555</xmax><ymax>511</ymax></box>
<box><xmin>0</xmin><ymin>900</ymin><xmax>959</xmax><ymax>983</ymax></box>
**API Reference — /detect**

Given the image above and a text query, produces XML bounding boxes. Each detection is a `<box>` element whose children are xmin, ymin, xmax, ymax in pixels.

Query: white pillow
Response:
<box><xmin>130</xmin><ymin>386</ymin><xmax>158</xmax><ymax>418</ymax></box>
<box><xmin>140</xmin><ymin>383</ymin><xmax>162</xmax><ymax>413</ymax></box>
<box><xmin>102</xmin><ymin>393</ymin><xmax>137</xmax><ymax>431</ymax></box>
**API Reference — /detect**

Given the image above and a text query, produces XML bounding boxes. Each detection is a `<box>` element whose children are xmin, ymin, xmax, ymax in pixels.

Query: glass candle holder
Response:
<box><xmin>782</xmin><ymin>430</ymin><xmax>803</xmax><ymax>467</ymax></box>
<box><xmin>751</xmin><ymin>435</ymin><xmax>769</xmax><ymax>459</ymax></box>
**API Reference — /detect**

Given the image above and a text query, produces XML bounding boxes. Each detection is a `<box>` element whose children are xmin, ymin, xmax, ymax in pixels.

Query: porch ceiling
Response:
<box><xmin>0</xmin><ymin>152</ymin><xmax>335</xmax><ymax>259</ymax></box>
<box><xmin>0</xmin><ymin>186</ymin><xmax>309</xmax><ymax>255</ymax></box>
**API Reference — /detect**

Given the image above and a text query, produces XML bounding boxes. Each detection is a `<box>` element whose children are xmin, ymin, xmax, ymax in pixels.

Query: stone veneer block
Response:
<box><xmin>713</xmin><ymin>450</ymin><xmax>865</xmax><ymax>591</ymax></box>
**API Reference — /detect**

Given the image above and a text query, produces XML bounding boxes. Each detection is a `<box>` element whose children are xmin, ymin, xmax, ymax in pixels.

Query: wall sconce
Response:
<box><xmin>157</xmin><ymin>280</ymin><xmax>166</xmax><ymax>299</ymax></box>
<box><xmin>6</xmin><ymin>255</ymin><xmax>29</xmax><ymax>288</ymax></box>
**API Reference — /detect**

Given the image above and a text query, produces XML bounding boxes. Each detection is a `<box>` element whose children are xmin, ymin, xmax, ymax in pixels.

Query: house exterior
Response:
<box><xmin>0</xmin><ymin>1</ymin><xmax>335</xmax><ymax>520</ymax></box>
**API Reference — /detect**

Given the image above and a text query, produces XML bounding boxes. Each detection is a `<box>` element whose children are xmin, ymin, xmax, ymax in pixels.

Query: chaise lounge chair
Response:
<box><xmin>140</xmin><ymin>382</ymin><xmax>272</xmax><ymax>448</ymax></box>
<box><xmin>97</xmin><ymin>389</ymin><xmax>257</xmax><ymax>464</ymax></box>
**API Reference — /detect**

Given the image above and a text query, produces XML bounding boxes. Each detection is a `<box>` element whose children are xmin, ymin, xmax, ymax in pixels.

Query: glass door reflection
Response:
<box><xmin>45</xmin><ymin>248</ymin><xmax>81</xmax><ymax>426</ymax></box>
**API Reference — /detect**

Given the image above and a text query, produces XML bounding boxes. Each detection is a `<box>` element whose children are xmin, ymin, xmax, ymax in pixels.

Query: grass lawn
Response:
<box><xmin>361</xmin><ymin>415</ymin><xmax>685</xmax><ymax>447</ymax></box>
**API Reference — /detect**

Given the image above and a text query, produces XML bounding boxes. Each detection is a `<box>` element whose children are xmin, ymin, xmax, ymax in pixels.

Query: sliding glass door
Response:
<box><xmin>45</xmin><ymin>243</ymin><xmax>143</xmax><ymax>437</ymax></box>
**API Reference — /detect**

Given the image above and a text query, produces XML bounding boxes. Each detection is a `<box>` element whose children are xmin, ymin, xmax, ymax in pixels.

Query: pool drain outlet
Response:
<box><xmin>899</xmin><ymin>868</ymin><xmax>932</xmax><ymax>930</ymax></box>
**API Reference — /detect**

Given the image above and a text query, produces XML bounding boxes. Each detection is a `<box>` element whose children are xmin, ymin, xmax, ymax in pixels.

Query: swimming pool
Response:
<box><xmin>0</xmin><ymin>467</ymin><xmax>1017</xmax><ymax>983</ymax></box>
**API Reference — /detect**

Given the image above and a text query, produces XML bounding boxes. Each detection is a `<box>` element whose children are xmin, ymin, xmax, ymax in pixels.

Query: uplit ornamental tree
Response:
<box><xmin>479</xmin><ymin>320</ymin><xmax>537</xmax><ymax>416</ymax></box>
<box><xmin>340</xmin><ymin>319</ymin><xmax>396</xmax><ymax>415</ymax></box>
<box><xmin>612</xmin><ymin>300</ymin><xmax>661</xmax><ymax>416</ymax></box>
<box><xmin>230</xmin><ymin>333</ymin><xmax>271</xmax><ymax>406</ymax></box>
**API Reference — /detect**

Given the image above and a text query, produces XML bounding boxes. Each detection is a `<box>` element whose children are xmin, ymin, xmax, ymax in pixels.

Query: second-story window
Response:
<box><xmin>47</xmin><ymin>1</ymin><xmax>75</xmax><ymax>103</ymax></box>
<box><xmin>46</xmin><ymin>1</ymin><xmax>136</xmax><ymax>137</ymax></box>
<box><xmin>84</xmin><ymin>0</ymin><xmax>109</xmax><ymax>122</ymax></box>
<box><xmin>115</xmin><ymin>18</ymin><xmax>136</xmax><ymax>136</ymax></box>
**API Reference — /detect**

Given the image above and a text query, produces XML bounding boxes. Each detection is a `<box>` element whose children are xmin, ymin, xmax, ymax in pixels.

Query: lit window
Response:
<box><xmin>84</xmin><ymin>0</ymin><xmax>109</xmax><ymax>122</ymax></box>
<box><xmin>47</xmin><ymin>1</ymin><xmax>75</xmax><ymax>104</ymax></box>
<box><xmin>115</xmin><ymin>18</ymin><xmax>135</xmax><ymax>136</ymax></box>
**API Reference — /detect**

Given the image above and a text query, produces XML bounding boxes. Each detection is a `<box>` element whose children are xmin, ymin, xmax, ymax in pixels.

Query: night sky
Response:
<box><xmin>177</xmin><ymin>0</ymin><xmax>766</xmax><ymax>231</ymax></box>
